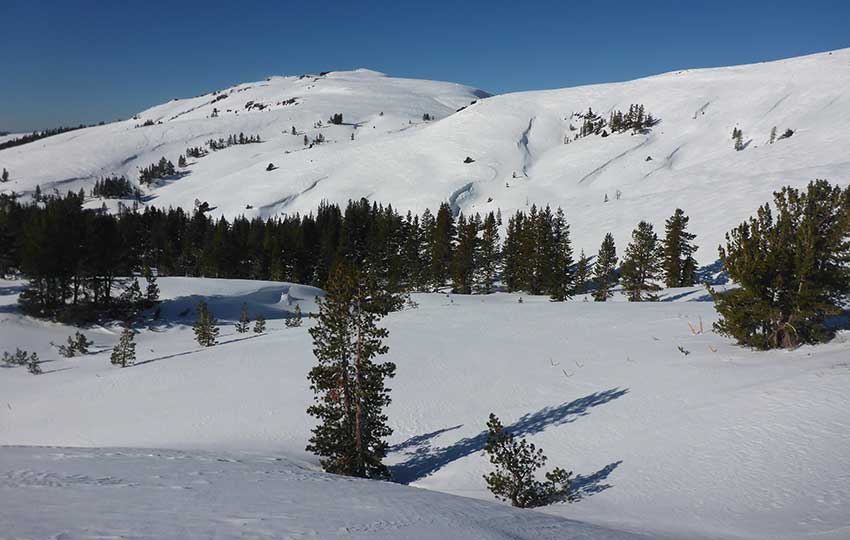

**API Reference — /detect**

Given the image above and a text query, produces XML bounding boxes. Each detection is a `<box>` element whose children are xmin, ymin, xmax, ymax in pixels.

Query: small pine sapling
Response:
<box><xmin>253</xmin><ymin>313</ymin><xmax>266</xmax><ymax>334</ymax></box>
<box><xmin>285</xmin><ymin>304</ymin><xmax>303</xmax><ymax>328</ymax></box>
<box><xmin>235</xmin><ymin>303</ymin><xmax>251</xmax><ymax>333</ymax></box>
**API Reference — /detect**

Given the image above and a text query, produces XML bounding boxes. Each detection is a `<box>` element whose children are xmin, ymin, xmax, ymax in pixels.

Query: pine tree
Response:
<box><xmin>713</xmin><ymin>180</ymin><xmax>850</xmax><ymax>349</ymax></box>
<box><xmin>620</xmin><ymin>221</ymin><xmax>662</xmax><ymax>301</ymax></box>
<box><xmin>193</xmin><ymin>300</ymin><xmax>220</xmax><ymax>346</ymax></box>
<box><xmin>734</xmin><ymin>129</ymin><xmax>745</xmax><ymax>151</ymax></box>
<box><xmin>110</xmin><ymin>322</ymin><xmax>136</xmax><ymax>367</ymax></box>
<box><xmin>143</xmin><ymin>266</ymin><xmax>159</xmax><ymax>305</ymax></box>
<box><xmin>430</xmin><ymin>203</ymin><xmax>455</xmax><ymax>290</ymax></box>
<box><xmin>286</xmin><ymin>304</ymin><xmax>303</xmax><ymax>327</ymax></box>
<box><xmin>451</xmin><ymin>214</ymin><xmax>478</xmax><ymax>294</ymax></box>
<box><xmin>549</xmin><ymin>208</ymin><xmax>574</xmax><ymax>301</ymax></box>
<box><xmin>73</xmin><ymin>331</ymin><xmax>92</xmax><ymax>354</ymax></box>
<box><xmin>306</xmin><ymin>263</ymin><xmax>396</xmax><ymax>479</ymax></box>
<box><xmin>662</xmin><ymin>209</ymin><xmax>698</xmax><ymax>287</ymax></box>
<box><xmin>573</xmin><ymin>250</ymin><xmax>590</xmax><ymax>295</ymax></box>
<box><xmin>592</xmin><ymin>233</ymin><xmax>618</xmax><ymax>301</ymax></box>
<box><xmin>253</xmin><ymin>313</ymin><xmax>266</xmax><ymax>333</ymax></box>
<box><xmin>769</xmin><ymin>126</ymin><xmax>777</xmax><ymax>144</ymax></box>
<box><xmin>27</xmin><ymin>352</ymin><xmax>42</xmax><ymax>375</ymax></box>
<box><xmin>1</xmin><ymin>168</ymin><xmax>8</xmax><ymax>183</ymax></box>
<box><xmin>474</xmin><ymin>212</ymin><xmax>501</xmax><ymax>294</ymax></box>
<box><xmin>483</xmin><ymin>413</ymin><xmax>573</xmax><ymax>508</ymax></box>
<box><xmin>235</xmin><ymin>303</ymin><xmax>250</xmax><ymax>333</ymax></box>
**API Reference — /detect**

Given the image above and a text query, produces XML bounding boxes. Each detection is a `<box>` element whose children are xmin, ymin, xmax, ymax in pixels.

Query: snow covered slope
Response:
<box><xmin>2</xmin><ymin>49</ymin><xmax>849</xmax><ymax>255</ymax></box>
<box><xmin>0</xmin><ymin>447</ymin><xmax>649</xmax><ymax>540</ymax></box>
<box><xmin>2</xmin><ymin>278</ymin><xmax>849</xmax><ymax>540</ymax></box>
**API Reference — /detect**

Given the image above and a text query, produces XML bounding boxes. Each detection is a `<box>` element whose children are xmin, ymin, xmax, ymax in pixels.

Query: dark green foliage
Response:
<box><xmin>235</xmin><ymin>303</ymin><xmax>250</xmax><ymax>333</ymax></box>
<box><xmin>329</xmin><ymin>113</ymin><xmax>343</xmax><ymax>125</ymax></box>
<box><xmin>573</xmin><ymin>250</ymin><xmax>590</xmax><ymax>295</ymax></box>
<box><xmin>430</xmin><ymin>203</ymin><xmax>455</xmax><ymax>290</ymax></box>
<box><xmin>111</xmin><ymin>321</ymin><xmax>136</xmax><ymax>367</ymax></box>
<box><xmin>27</xmin><ymin>353</ymin><xmax>42</xmax><ymax>375</ymax></box>
<box><xmin>475</xmin><ymin>212</ymin><xmax>501</xmax><ymax>294</ymax></box>
<box><xmin>451</xmin><ymin>214</ymin><xmax>479</xmax><ymax>294</ymax></box>
<box><xmin>193</xmin><ymin>300</ymin><xmax>219</xmax><ymax>347</ymax></box>
<box><xmin>57</xmin><ymin>331</ymin><xmax>93</xmax><ymax>357</ymax></box>
<box><xmin>253</xmin><ymin>313</ymin><xmax>266</xmax><ymax>333</ymax></box>
<box><xmin>285</xmin><ymin>304</ymin><xmax>303</xmax><ymax>327</ymax></box>
<box><xmin>714</xmin><ymin>180</ymin><xmax>850</xmax><ymax>349</ymax></box>
<box><xmin>592</xmin><ymin>233</ymin><xmax>618</xmax><ymax>301</ymax></box>
<box><xmin>91</xmin><ymin>176</ymin><xmax>141</xmax><ymax>200</ymax></box>
<box><xmin>662</xmin><ymin>209</ymin><xmax>698</xmax><ymax>287</ymax></box>
<box><xmin>620</xmin><ymin>221</ymin><xmax>662</xmax><ymax>302</ymax></box>
<box><xmin>143</xmin><ymin>267</ymin><xmax>160</xmax><ymax>306</ymax></box>
<box><xmin>139</xmin><ymin>157</ymin><xmax>176</xmax><ymax>185</ymax></box>
<box><xmin>502</xmin><ymin>205</ymin><xmax>572</xmax><ymax>298</ymax></box>
<box><xmin>483</xmin><ymin>413</ymin><xmax>573</xmax><ymax>508</ymax></box>
<box><xmin>306</xmin><ymin>263</ymin><xmax>396</xmax><ymax>479</ymax></box>
<box><xmin>1</xmin><ymin>168</ymin><xmax>8</xmax><ymax>183</ymax></box>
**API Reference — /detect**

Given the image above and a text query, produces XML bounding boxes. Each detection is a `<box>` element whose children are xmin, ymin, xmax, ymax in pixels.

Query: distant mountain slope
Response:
<box><xmin>2</xmin><ymin>49</ymin><xmax>849</xmax><ymax>255</ymax></box>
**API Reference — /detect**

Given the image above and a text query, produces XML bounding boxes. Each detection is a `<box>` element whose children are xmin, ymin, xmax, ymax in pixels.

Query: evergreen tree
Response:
<box><xmin>620</xmin><ymin>221</ymin><xmax>662</xmax><ymax>301</ymax></box>
<box><xmin>483</xmin><ymin>413</ymin><xmax>573</xmax><ymax>508</ymax></box>
<box><xmin>769</xmin><ymin>126</ymin><xmax>777</xmax><ymax>144</ymax></box>
<box><xmin>592</xmin><ymin>233</ymin><xmax>618</xmax><ymax>301</ymax></box>
<box><xmin>662</xmin><ymin>209</ymin><xmax>698</xmax><ymax>287</ymax></box>
<box><xmin>429</xmin><ymin>203</ymin><xmax>455</xmax><ymax>290</ymax></box>
<box><xmin>573</xmin><ymin>250</ymin><xmax>590</xmax><ymax>295</ymax></box>
<box><xmin>235</xmin><ymin>303</ymin><xmax>250</xmax><ymax>333</ymax></box>
<box><xmin>474</xmin><ymin>212</ymin><xmax>501</xmax><ymax>294</ymax></box>
<box><xmin>253</xmin><ymin>313</ymin><xmax>266</xmax><ymax>333</ymax></box>
<box><xmin>27</xmin><ymin>352</ymin><xmax>42</xmax><ymax>375</ymax></box>
<box><xmin>306</xmin><ymin>263</ymin><xmax>396</xmax><ymax>479</ymax></box>
<box><xmin>73</xmin><ymin>331</ymin><xmax>92</xmax><ymax>354</ymax></box>
<box><xmin>451</xmin><ymin>214</ymin><xmax>478</xmax><ymax>294</ymax></box>
<box><xmin>285</xmin><ymin>304</ymin><xmax>303</xmax><ymax>327</ymax></box>
<box><xmin>734</xmin><ymin>128</ymin><xmax>745</xmax><ymax>151</ymax></box>
<box><xmin>110</xmin><ymin>322</ymin><xmax>136</xmax><ymax>367</ymax></box>
<box><xmin>193</xmin><ymin>300</ymin><xmax>220</xmax><ymax>346</ymax></box>
<box><xmin>713</xmin><ymin>180</ymin><xmax>850</xmax><ymax>349</ymax></box>
<box><xmin>1</xmin><ymin>168</ymin><xmax>8</xmax><ymax>183</ymax></box>
<box><xmin>143</xmin><ymin>266</ymin><xmax>160</xmax><ymax>305</ymax></box>
<box><xmin>549</xmin><ymin>208</ymin><xmax>574</xmax><ymax>301</ymax></box>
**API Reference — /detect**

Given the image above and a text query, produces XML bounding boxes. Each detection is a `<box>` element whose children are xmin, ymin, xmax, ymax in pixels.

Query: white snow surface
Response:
<box><xmin>2</xmin><ymin>278</ymin><xmax>850</xmax><ymax>539</ymax></box>
<box><xmin>2</xmin><ymin>50</ymin><xmax>849</xmax><ymax>255</ymax></box>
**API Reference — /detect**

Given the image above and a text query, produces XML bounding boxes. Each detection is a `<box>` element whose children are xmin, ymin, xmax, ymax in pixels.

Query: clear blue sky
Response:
<box><xmin>1</xmin><ymin>0</ymin><xmax>848</xmax><ymax>132</ymax></box>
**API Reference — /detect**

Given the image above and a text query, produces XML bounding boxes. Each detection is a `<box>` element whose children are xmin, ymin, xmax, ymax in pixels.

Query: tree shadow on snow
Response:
<box><xmin>390</xmin><ymin>387</ymin><xmax>628</xmax><ymax>484</ymax></box>
<box><xmin>570</xmin><ymin>460</ymin><xmax>623</xmax><ymax>501</ymax></box>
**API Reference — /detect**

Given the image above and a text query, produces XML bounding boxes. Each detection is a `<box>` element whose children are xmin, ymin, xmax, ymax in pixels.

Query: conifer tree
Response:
<box><xmin>451</xmin><ymin>214</ymin><xmax>478</xmax><ymax>294</ymax></box>
<box><xmin>549</xmin><ymin>208</ymin><xmax>574</xmax><ymax>301</ymax></box>
<box><xmin>620</xmin><ymin>221</ymin><xmax>662</xmax><ymax>301</ymax></box>
<box><xmin>306</xmin><ymin>263</ymin><xmax>396</xmax><ymax>479</ymax></box>
<box><xmin>769</xmin><ymin>126</ymin><xmax>777</xmax><ymax>144</ymax></box>
<box><xmin>592</xmin><ymin>233</ymin><xmax>618</xmax><ymax>301</ymax></box>
<box><xmin>235</xmin><ymin>303</ymin><xmax>250</xmax><ymax>333</ymax></box>
<box><xmin>573</xmin><ymin>250</ymin><xmax>590</xmax><ymax>295</ymax></box>
<box><xmin>474</xmin><ymin>212</ymin><xmax>501</xmax><ymax>294</ymax></box>
<box><xmin>1</xmin><ymin>168</ymin><xmax>8</xmax><ymax>183</ymax></box>
<box><xmin>73</xmin><ymin>331</ymin><xmax>92</xmax><ymax>355</ymax></box>
<box><xmin>483</xmin><ymin>413</ymin><xmax>573</xmax><ymax>508</ymax></box>
<box><xmin>662</xmin><ymin>209</ymin><xmax>698</xmax><ymax>287</ymax></box>
<box><xmin>713</xmin><ymin>180</ymin><xmax>850</xmax><ymax>349</ymax></box>
<box><xmin>286</xmin><ymin>304</ymin><xmax>303</xmax><ymax>327</ymax></box>
<box><xmin>193</xmin><ymin>300</ymin><xmax>220</xmax><ymax>346</ymax></box>
<box><xmin>110</xmin><ymin>322</ymin><xmax>136</xmax><ymax>368</ymax></box>
<box><xmin>143</xmin><ymin>266</ymin><xmax>160</xmax><ymax>305</ymax></box>
<box><xmin>27</xmin><ymin>352</ymin><xmax>42</xmax><ymax>375</ymax></box>
<box><xmin>429</xmin><ymin>203</ymin><xmax>455</xmax><ymax>290</ymax></box>
<box><xmin>253</xmin><ymin>313</ymin><xmax>266</xmax><ymax>333</ymax></box>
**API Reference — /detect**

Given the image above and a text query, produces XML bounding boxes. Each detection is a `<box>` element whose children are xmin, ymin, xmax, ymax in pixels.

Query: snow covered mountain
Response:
<box><xmin>2</xmin><ymin>49</ymin><xmax>849</xmax><ymax>256</ymax></box>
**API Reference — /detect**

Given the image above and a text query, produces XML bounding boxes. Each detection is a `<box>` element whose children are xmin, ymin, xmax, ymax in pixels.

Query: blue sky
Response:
<box><xmin>1</xmin><ymin>0</ymin><xmax>848</xmax><ymax>132</ymax></box>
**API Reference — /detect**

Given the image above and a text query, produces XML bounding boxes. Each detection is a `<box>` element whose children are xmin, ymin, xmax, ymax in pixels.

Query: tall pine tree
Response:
<box><xmin>592</xmin><ymin>233</ymin><xmax>618</xmax><ymax>301</ymax></box>
<box><xmin>662</xmin><ymin>209</ymin><xmax>698</xmax><ymax>287</ymax></box>
<box><xmin>306</xmin><ymin>263</ymin><xmax>396</xmax><ymax>479</ymax></box>
<box><xmin>620</xmin><ymin>221</ymin><xmax>662</xmax><ymax>301</ymax></box>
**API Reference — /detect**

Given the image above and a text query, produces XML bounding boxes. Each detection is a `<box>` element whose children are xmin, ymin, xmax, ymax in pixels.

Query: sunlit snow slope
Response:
<box><xmin>2</xmin><ymin>49</ymin><xmax>849</xmax><ymax>254</ymax></box>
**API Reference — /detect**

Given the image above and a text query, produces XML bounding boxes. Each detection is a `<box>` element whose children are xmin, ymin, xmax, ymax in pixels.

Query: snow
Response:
<box><xmin>2</xmin><ymin>49</ymin><xmax>849</xmax><ymax>257</ymax></box>
<box><xmin>2</xmin><ymin>278</ymin><xmax>849</xmax><ymax>539</ymax></box>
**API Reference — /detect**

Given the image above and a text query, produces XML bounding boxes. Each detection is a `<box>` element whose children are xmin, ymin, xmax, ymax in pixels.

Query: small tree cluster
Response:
<box><xmin>2</xmin><ymin>348</ymin><xmax>41</xmax><ymax>374</ymax></box>
<box><xmin>503</xmin><ymin>206</ymin><xmax>573</xmax><ymax>299</ymax></box>
<box><xmin>329</xmin><ymin>113</ymin><xmax>344</xmax><ymax>125</ymax></box>
<box><xmin>483</xmin><ymin>413</ymin><xmax>573</xmax><ymax>508</ymax></box>
<box><xmin>91</xmin><ymin>176</ymin><xmax>141</xmax><ymax>200</ymax></box>
<box><xmin>207</xmin><ymin>132</ymin><xmax>262</xmax><ymax>151</ymax></box>
<box><xmin>56</xmin><ymin>331</ymin><xmax>93</xmax><ymax>357</ymax></box>
<box><xmin>285</xmin><ymin>304</ymin><xmax>303</xmax><ymax>327</ymax></box>
<box><xmin>608</xmin><ymin>104</ymin><xmax>657</xmax><ymax>133</ymax></box>
<box><xmin>714</xmin><ymin>180</ymin><xmax>850</xmax><ymax>349</ymax></box>
<box><xmin>139</xmin><ymin>157</ymin><xmax>176</xmax><ymax>185</ymax></box>
<box><xmin>185</xmin><ymin>146</ymin><xmax>207</xmax><ymax>159</ymax></box>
